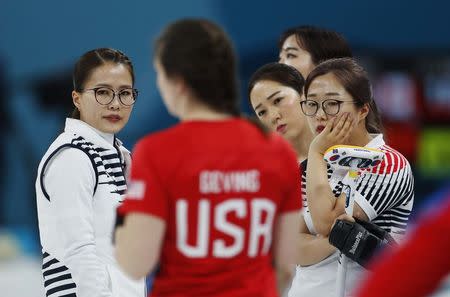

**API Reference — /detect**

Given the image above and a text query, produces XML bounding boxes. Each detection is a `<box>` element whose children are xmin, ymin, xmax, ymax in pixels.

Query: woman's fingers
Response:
<box><xmin>330</xmin><ymin>113</ymin><xmax>348</xmax><ymax>136</ymax></box>
<box><xmin>315</xmin><ymin>112</ymin><xmax>356</xmax><ymax>153</ymax></box>
<box><xmin>322</xmin><ymin>116</ymin><xmax>335</xmax><ymax>134</ymax></box>
<box><xmin>336</xmin><ymin>114</ymin><xmax>354</xmax><ymax>140</ymax></box>
<box><xmin>336</xmin><ymin>213</ymin><xmax>355</xmax><ymax>223</ymax></box>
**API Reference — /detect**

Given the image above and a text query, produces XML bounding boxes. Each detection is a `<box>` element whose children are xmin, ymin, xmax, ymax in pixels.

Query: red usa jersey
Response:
<box><xmin>118</xmin><ymin>118</ymin><xmax>301</xmax><ymax>297</ymax></box>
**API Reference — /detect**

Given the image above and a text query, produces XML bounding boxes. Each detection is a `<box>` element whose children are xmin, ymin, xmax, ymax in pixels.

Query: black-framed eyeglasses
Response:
<box><xmin>83</xmin><ymin>87</ymin><xmax>138</xmax><ymax>106</ymax></box>
<box><xmin>300</xmin><ymin>99</ymin><xmax>355</xmax><ymax>116</ymax></box>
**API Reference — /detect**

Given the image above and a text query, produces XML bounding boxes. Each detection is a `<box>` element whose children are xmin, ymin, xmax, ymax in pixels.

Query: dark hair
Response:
<box><xmin>154</xmin><ymin>18</ymin><xmax>239</xmax><ymax>116</ymax></box>
<box><xmin>247</xmin><ymin>62</ymin><xmax>305</xmax><ymax>103</ymax></box>
<box><xmin>70</xmin><ymin>48</ymin><xmax>135</xmax><ymax>119</ymax></box>
<box><xmin>304</xmin><ymin>58</ymin><xmax>382</xmax><ymax>133</ymax></box>
<box><xmin>279</xmin><ymin>26</ymin><xmax>352</xmax><ymax>66</ymax></box>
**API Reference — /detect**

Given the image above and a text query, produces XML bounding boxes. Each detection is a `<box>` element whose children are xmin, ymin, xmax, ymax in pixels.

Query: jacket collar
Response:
<box><xmin>366</xmin><ymin>134</ymin><xmax>384</xmax><ymax>149</ymax></box>
<box><xmin>64</xmin><ymin>118</ymin><xmax>117</xmax><ymax>149</ymax></box>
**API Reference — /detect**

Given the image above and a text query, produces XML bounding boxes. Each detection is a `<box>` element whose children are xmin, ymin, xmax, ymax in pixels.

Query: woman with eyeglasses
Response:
<box><xmin>114</xmin><ymin>19</ymin><xmax>302</xmax><ymax>297</ymax></box>
<box><xmin>288</xmin><ymin>57</ymin><xmax>414</xmax><ymax>297</ymax></box>
<box><xmin>36</xmin><ymin>48</ymin><xmax>145</xmax><ymax>297</ymax></box>
<box><xmin>249</xmin><ymin>27</ymin><xmax>353</xmax><ymax>297</ymax></box>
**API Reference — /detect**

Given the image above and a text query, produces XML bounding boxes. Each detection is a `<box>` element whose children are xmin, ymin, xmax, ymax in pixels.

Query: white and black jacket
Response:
<box><xmin>36</xmin><ymin>118</ymin><xmax>145</xmax><ymax>297</ymax></box>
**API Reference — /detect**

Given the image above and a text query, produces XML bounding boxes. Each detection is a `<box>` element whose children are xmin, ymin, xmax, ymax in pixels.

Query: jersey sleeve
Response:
<box><xmin>118</xmin><ymin>140</ymin><xmax>169</xmax><ymax>221</ymax></box>
<box><xmin>279</xmin><ymin>142</ymin><xmax>302</xmax><ymax>214</ymax></box>
<box><xmin>355</xmin><ymin>199</ymin><xmax>450</xmax><ymax>297</ymax></box>
<box><xmin>354</xmin><ymin>149</ymin><xmax>414</xmax><ymax>220</ymax></box>
<box><xmin>44</xmin><ymin>148</ymin><xmax>113</xmax><ymax>297</ymax></box>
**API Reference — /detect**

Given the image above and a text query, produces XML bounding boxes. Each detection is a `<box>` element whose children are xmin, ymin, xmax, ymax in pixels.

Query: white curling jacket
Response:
<box><xmin>36</xmin><ymin>118</ymin><xmax>145</xmax><ymax>297</ymax></box>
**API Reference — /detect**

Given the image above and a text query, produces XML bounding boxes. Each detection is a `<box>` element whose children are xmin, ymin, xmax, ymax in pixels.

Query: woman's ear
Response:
<box><xmin>72</xmin><ymin>90</ymin><xmax>81</xmax><ymax>110</ymax></box>
<box><xmin>358</xmin><ymin>103</ymin><xmax>370</xmax><ymax>123</ymax></box>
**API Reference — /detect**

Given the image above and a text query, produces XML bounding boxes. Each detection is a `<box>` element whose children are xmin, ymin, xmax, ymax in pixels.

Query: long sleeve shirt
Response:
<box><xmin>36</xmin><ymin>118</ymin><xmax>145</xmax><ymax>297</ymax></box>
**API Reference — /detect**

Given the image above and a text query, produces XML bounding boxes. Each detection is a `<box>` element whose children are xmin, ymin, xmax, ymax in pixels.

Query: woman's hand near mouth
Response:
<box><xmin>310</xmin><ymin>112</ymin><xmax>354</xmax><ymax>155</ymax></box>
